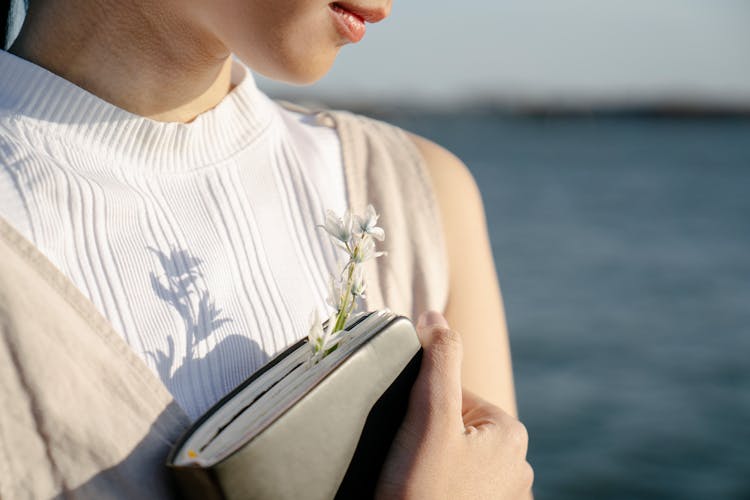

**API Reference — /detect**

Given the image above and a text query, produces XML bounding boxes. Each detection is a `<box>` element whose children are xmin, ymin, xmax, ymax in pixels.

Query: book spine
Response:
<box><xmin>169</xmin><ymin>466</ymin><xmax>226</xmax><ymax>500</ymax></box>
<box><xmin>334</xmin><ymin>347</ymin><xmax>423</xmax><ymax>499</ymax></box>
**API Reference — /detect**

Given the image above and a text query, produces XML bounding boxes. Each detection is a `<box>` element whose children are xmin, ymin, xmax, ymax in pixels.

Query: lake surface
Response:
<box><xmin>372</xmin><ymin>112</ymin><xmax>750</xmax><ymax>500</ymax></box>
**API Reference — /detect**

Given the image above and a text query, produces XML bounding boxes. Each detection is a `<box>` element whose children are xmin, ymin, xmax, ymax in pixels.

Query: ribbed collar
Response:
<box><xmin>0</xmin><ymin>49</ymin><xmax>277</xmax><ymax>172</ymax></box>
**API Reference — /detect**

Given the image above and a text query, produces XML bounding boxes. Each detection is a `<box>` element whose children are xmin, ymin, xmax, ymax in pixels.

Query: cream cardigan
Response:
<box><xmin>0</xmin><ymin>106</ymin><xmax>449</xmax><ymax>499</ymax></box>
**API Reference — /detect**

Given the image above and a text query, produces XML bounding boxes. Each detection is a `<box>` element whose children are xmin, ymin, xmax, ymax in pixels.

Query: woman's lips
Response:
<box><xmin>328</xmin><ymin>2</ymin><xmax>388</xmax><ymax>44</ymax></box>
<box><xmin>329</xmin><ymin>3</ymin><xmax>366</xmax><ymax>43</ymax></box>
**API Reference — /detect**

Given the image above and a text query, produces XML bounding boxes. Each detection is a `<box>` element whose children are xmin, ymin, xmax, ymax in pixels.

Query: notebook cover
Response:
<box><xmin>167</xmin><ymin>313</ymin><xmax>422</xmax><ymax>500</ymax></box>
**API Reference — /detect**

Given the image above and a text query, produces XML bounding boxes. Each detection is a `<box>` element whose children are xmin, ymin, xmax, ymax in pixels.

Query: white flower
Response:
<box><xmin>309</xmin><ymin>204</ymin><xmax>386</xmax><ymax>362</ymax></box>
<box><xmin>351</xmin><ymin>236</ymin><xmax>387</xmax><ymax>264</ymax></box>
<box><xmin>319</xmin><ymin>209</ymin><xmax>354</xmax><ymax>249</ymax></box>
<box><xmin>355</xmin><ymin>204</ymin><xmax>385</xmax><ymax>241</ymax></box>
<box><xmin>351</xmin><ymin>265</ymin><xmax>366</xmax><ymax>298</ymax></box>
<box><xmin>326</xmin><ymin>276</ymin><xmax>345</xmax><ymax>310</ymax></box>
<box><xmin>307</xmin><ymin>309</ymin><xmax>340</xmax><ymax>356</ymax></box>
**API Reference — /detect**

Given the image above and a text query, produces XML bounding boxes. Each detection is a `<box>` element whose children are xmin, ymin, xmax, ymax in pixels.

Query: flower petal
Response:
<box><xmin>351</xmin><ymin>265</ymin><xmax>367</xmax><ymax>297</ymax></box>
<box><xmin>321</xmin><ymin>209</ymin><xmax>354</xmax><ymax>243</ymax></box>
<box><xmin>368</xmin><ymin>227</ymin><xmax>385</xmax><ymax>241</ymax></box>
<box><xmin>307</xmin><ymin>309</ymin><xmax>323</xmax><ymax>353</ymax></box>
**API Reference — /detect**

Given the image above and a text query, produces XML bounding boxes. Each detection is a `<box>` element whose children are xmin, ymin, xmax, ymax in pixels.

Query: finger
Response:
<box><xmin>408</xmin><ymin>310</ymin><xmax>464</xmax><ymax>431</ymax></box>
<box><xmin>415</xmin><ymin>310</ymin><xmax>449</xmax><ymax>339</ymax></box>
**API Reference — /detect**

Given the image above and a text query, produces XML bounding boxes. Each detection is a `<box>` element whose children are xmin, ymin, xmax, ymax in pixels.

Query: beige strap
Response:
<box><xmin>276</xmin><ymin>99</ymin><xmax>450</xmax><ymax>318</ymax></box>
<box><xmin>0</xmin><ymin>216</ymin><xmax>189</xmax><ymax>499</ymax></box>
<box><xmin>318</xmin><ymin>108</ymin><xmax>450</xmax><ymax>320</ymax></box>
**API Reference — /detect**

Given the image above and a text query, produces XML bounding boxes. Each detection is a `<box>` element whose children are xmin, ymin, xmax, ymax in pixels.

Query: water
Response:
<box><xmin>370</xmin><ymin>112</ymin><xmax>750</xmax><ymax>499</ymax></box>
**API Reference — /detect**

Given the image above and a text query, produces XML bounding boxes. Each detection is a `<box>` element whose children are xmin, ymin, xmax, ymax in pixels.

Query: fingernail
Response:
<box><xmin>418</xmin><ymin>310</ymin><xmax>449</xmax><ymax>329</ymax></box>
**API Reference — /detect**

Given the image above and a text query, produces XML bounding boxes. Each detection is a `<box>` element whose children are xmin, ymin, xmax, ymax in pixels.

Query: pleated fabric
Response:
<box><xmin>0</xmin><ymin>49</ymin><xmax>347</xmax><ymax>420</ymax></box>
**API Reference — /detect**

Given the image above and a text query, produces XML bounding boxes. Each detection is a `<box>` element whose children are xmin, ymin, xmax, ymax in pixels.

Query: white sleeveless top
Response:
<box><xmin>0</xmin><ymin>49</ymin><xmax>348</xmax><ymax>420</ymax></box>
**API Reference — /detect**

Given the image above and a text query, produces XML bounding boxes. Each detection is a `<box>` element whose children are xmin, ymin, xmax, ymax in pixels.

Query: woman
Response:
<box><xmin>0</xmin><ymin>0</ymin><xmax>532</xmax><ymax>498</ymax></box>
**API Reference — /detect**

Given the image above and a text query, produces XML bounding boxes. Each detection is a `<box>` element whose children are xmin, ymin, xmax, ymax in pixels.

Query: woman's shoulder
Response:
<box><xmin>336</xmin><ymin>108</ymin><xmax>488</xmax><ymax>314</ymax></box>
<box><xmin>403</xmin><ymin>130</ymin><xmax>486</xmax><ymax>283</ymax></box>
<box><xmin>272</xmin><ymin>101</ymin><xmax>482</xmax><ymax>220</ymax></box>
<box><xmin>404</xmin><ymin>131</ymin><xmax>482</xmax><ymax>211</ymax></box>
<box><xmin>331</xmin><ymin>108</ymin><xmax>479</xmax><ymax>192</ymax></box>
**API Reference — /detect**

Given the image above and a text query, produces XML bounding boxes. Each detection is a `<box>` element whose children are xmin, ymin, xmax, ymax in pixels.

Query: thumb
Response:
<box><xmin>407</xmin><ymin>311</ymin><xmax>464</xmax><ymax>432</ymax></box>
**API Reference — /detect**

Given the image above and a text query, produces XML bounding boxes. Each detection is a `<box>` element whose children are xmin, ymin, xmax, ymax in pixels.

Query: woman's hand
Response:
<box><xmin>375</xmin><ymin>311</ymin><xmax>534</xmax><ymax>500</ymax></box>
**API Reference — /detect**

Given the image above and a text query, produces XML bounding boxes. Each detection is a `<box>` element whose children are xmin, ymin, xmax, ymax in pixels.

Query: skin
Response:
<box><xmin>9</xmin><ymin>0</ymin><xmax>387</xmax><ymax>121</ymax></box>
<box><xmin>9</xmin><ymin>0</ymin><xmax>531</xmax><ymax>497</ymax></box>
<box><xmin>376</xmin><ymin>311</ymin><xmax>533</xmax><ymax>499</ymax></box>
<box><xmin>409</xmin><ymin>133</ymin><xmax>519</xmax><ymax>416</ymax></box>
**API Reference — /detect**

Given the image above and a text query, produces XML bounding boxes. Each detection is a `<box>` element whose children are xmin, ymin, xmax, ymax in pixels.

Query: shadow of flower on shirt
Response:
<box><xmin>144</xmin><ymin>245</ymin><xmax>269</xmax><ymax>411</ymax></box>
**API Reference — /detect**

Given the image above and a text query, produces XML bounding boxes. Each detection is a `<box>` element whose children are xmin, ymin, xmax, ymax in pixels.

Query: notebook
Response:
<box><xmin>166</xmin><ymin>309</ymin><xmax>423</xmax><ymax>500</ymax></box>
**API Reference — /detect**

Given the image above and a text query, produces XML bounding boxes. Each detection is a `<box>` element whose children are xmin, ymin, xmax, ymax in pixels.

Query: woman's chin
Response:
<box><xmin>280</xmin><ymin>58</ymin><xmax>339</xmax><ymax>86</ymax></box>
<box><xmin>240</xmin><ymin>50</ymin><xmax>338</xmax><ymax>86</ymax></box>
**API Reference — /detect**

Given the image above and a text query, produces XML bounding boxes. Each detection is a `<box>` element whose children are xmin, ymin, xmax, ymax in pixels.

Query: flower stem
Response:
<box><xmin>333</xmin><ymin>257</ymin><xmax>357</xmax><ymax>332</ymax></box>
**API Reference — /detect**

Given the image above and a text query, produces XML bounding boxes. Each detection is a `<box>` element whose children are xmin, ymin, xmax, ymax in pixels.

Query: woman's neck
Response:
<box><xmin>8</xmin><ymin>0</ymin><xmax>235</xmax><ymax>123</ymax></box>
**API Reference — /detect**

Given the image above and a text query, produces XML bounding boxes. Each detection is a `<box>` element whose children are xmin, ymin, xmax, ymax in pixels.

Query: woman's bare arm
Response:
<box><xmin>407</xmin><ymin>132</ymin><xmax>519</xmax><ymax>418</ymax></box>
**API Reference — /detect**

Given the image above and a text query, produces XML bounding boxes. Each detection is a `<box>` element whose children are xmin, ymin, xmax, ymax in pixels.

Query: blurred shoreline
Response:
<box><xmin>267</xmin><ymin>93</ymin><xmax>750</xmax><ymax>118</ymax></box>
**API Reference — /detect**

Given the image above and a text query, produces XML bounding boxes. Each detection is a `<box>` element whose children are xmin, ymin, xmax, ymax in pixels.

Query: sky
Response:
<box><xmin>256</xmin><ymin>0</ymin><xmax>750</xmax><ymax>108</ymax></box>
